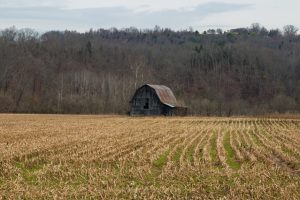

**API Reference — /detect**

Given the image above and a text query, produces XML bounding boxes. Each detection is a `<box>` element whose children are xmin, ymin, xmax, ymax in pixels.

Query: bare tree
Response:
<box><xmin>283</xmin><ymin>25</ymin><xmax>299</xmax><ymax>37</ymax></box>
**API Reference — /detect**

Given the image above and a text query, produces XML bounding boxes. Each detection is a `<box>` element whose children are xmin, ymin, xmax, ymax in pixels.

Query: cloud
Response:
<box><xmin>0</xmin><ymin>0</ymin><xmax>67</xmax><ymax>8</ymax></box>
<box><xmin>0</xmin><ymin>2</ymin><xmax>252</xmax><ymax>31</ymax></box>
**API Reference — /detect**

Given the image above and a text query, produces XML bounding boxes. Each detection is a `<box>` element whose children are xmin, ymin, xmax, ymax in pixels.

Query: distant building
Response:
<box><xmin>130</xmin><ymin>84</ymin><xmax>187</xmax><ymax>116</ymax></box>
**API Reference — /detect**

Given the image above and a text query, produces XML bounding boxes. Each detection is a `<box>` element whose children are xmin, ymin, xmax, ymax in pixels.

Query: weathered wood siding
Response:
<box><xmin>130</xmin><ymin>86</ymin><xmax>164</xmax><ymax>116</ymax></box>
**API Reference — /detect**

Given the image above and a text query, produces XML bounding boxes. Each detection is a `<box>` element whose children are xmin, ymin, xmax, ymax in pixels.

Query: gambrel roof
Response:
<box><xmin>146</xmin><ymin>84</ymin><xmax>178</xmax><ymax>107</ymax></box>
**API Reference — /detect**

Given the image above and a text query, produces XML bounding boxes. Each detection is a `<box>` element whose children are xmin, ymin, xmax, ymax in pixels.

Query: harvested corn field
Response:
<box><xmin>0</xmin><ymin>114</ymin><xmax>300</xmax><ymax>199</ymax></box>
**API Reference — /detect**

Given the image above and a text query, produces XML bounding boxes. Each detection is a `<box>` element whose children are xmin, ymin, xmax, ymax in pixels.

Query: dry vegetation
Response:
<box><xmin>0</xmin><ymin>114</ymin><xmax>300</xmax><ymax>199</ymax></box>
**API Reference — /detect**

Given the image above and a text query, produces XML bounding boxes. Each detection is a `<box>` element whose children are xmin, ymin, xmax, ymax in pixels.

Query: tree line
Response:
<box><xmin>0</xmin><ymin>24</ymin><xmax>299</xmax><ymax>115</ymax></box>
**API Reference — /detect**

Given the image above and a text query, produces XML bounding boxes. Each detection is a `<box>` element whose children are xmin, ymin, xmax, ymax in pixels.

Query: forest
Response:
<box><xmin>0</xmin><ymin>24</ymin><xmax>299</xmax><ymax>115</ymax></box>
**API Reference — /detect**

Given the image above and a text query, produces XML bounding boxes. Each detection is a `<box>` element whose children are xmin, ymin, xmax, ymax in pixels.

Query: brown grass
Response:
<box><xmin>0</xmin><ymin>114</ymin><xmax>300</xmax><ymax>199</ymax></box>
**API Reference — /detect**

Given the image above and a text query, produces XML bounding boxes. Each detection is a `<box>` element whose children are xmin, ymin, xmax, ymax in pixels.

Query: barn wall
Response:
<box><xmin>162</xmin><ymin>105</ymin><xmax>174</xmax><ymax>116</ymax></box>
<box><xmin>130</xmin><ymin>86</ymin><xmax>163</xmax><ymax>116</ymax></box>
<box><xmin>172</xmin><ymin>107</ymin><xmax>188</xmax><ymax>116</ymax></box>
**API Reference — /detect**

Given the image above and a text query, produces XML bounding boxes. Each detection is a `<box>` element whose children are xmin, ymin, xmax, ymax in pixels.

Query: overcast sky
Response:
<box><xmin>0</xmin><ymin>0</ymin><xmax>299</xmax><ymax>32</ymax></box>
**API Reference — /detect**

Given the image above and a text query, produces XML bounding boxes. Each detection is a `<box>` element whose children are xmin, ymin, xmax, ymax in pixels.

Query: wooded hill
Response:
<box><xmin>0</xmin><ymin>24</ymin><xmax>299</xmax><ymax>115</ymax></box>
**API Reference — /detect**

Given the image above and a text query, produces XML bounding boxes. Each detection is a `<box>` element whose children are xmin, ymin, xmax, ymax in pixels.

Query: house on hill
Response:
<box><xmin>130</xmin><ymin>84</ymin><xmax>187</xmax><ymax>116</ymax></box>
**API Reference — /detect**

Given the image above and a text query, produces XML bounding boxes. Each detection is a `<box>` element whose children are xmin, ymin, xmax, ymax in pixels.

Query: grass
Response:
<box><xmin>0</xmin><ymin>177</ymin><xmax>4</xmax><ymax>186</ymax></box>
<box><xmin>186</xmin><ymin>145</ymin><xmax>195</xmax><ymax>164</ymax></box>
<box><xmin>223</xmin><ymin>132</ymin><xmax>241</xmax><ymax>170</ymax></box>
<box><xmin>153</xmin><ymin>149</ymin><xmax>170</xmax><ymax>170</ymax></box>
<box><xmin>250</xmin><ymin>131</ymin><xmax>262</xmax><ymax>146</ymax></box>
<box><xmin>209</xmin><ymin>132</ymin><xmax>220</xmax><ymax>166</ymax></box>
<box><xmin>173</xmin><ymin>148</ymin><xmax>182</xmax><ymax>166</ymax></box>
<box><xmin>281</xmin><ymin>145</ymin><xmax>299</xmax><ymax>159</ymax></box>
<box><xmin>71</xmin><ymin>174</ymin><xmax>89</xmax><ymax>187</ymax></box>
<box><xmin>14</xmin><ymin>161</ymin><xmax>42</xmax><ymax>185</ymax></box>
<box><xmin>149</xmin><ymin>149</ymin><xmax>170</xmax><ymax>180</ymax></box>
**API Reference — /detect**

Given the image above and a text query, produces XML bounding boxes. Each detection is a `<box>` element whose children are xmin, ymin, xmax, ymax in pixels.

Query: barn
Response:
<box><xmin>130</xmin><ymin>84</ymin><xmax>187</xmax><ymax>116</ymax></box>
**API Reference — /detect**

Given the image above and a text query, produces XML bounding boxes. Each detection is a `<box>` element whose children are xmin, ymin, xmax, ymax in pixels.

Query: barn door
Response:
<box><xmin>144</xmin><ymin>98</ymin><xmax>149</xmax><ymax>109</ymax></box>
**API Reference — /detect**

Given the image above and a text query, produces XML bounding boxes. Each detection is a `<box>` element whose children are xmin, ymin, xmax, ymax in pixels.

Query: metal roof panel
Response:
<box><xmin>146</xmin><ymin>84</ymin><xmax>178</xmax><ymax>107</ymax></box>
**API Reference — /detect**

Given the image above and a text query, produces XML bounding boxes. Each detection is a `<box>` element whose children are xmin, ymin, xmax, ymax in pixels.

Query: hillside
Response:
<box><xmin>0</xmin><ymin>25</ymin><xmax>299</xmax><ymax>115</ymax></box>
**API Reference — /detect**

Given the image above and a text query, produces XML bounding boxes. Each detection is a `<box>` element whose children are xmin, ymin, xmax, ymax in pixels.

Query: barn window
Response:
<box><xmin>144</xmin><ymin>98</ymin><xmax>149</xmax><ymax>109</ymax></box>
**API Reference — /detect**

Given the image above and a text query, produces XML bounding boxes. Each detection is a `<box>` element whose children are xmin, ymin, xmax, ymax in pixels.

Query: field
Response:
<box><xmin>0</xmin><ymin>114</ymin><xmax>300</xmax><ymax>199</ymax></box>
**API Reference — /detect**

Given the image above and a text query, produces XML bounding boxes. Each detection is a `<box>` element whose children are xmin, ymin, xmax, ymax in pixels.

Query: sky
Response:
<box><xmin>0</xmin><ymin>0</ymin><xmax>299</xmax><ymax>32</ymax></box>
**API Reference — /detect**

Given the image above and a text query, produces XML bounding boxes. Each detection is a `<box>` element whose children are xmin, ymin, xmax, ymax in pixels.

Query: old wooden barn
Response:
<box><xmin>130</xmin><ymin>84</ymin><xmax>187</xmax><ymax>116</ymax></box>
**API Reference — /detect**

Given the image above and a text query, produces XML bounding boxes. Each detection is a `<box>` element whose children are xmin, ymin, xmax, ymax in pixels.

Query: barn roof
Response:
<box><xmin>146</xmin><ymin>84</ymin><xmax>178</xmax><ymax>107</ymax></box>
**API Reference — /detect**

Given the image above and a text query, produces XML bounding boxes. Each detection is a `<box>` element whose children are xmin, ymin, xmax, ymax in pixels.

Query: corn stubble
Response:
<box><xmin>0</xmin><ymin>114</ymin><xmax>300</xmax><ymax>199</ymax></box>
